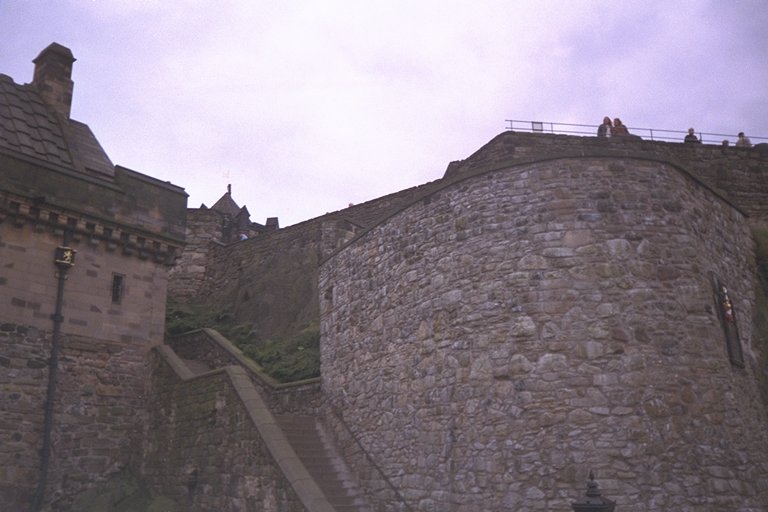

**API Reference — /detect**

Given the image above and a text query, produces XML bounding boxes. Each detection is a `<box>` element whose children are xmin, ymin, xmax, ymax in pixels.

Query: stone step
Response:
<box><xmin>275</xmin><ymin>414</ymin><xmax>373</xmax><ymax>512</ymax></box>
<box><xmin>181</xmin><ymin>358</ymin><xmax>212</xmax><ymax>375</ymax></box>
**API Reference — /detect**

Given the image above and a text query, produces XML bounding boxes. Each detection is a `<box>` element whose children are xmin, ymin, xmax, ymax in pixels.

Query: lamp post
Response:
<box><xmin>571</xmin><ymin>471</ymin><xmax>616</xmax><ymax>512</ymax></box>
<box><xmin>33</xmin><ymin>237</ymin><xmax>76</xmax><ymax>511</ymax></box>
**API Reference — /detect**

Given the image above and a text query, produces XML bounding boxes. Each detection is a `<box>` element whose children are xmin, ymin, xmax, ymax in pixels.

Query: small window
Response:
<box><xmin>112</xmin><ymin>274</ymin><xmax>125</xmax><ymax>304</ymax></box>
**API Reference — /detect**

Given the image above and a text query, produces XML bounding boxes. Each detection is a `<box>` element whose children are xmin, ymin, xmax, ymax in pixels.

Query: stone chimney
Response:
<box><xmin>32</xmin><ymin>43</ymin><xmax>76</xmax><ymax>119</ymax></box>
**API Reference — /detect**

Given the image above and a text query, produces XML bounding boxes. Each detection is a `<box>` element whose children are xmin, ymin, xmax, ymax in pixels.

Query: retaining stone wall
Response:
<box><xmin>143</xmin><ymin>350</ymin><xmax>308</xmax><ymax>512</ymax></box>
<box><xmin>320</xmin><ymin>156</ymin><xmax>768</xmax><ymax>511</ymax></box>
<box><xmin>192</xmin><ymin>220</ymin><xmax>324</xmax><ymax>342</ymax></box>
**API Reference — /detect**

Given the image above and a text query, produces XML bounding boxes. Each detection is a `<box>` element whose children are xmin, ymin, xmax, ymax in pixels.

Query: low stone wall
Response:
<box><xmin>167</xmin><ymin>328</ymin><xmax>321</xmax><ymax>415</ymax></box>
<box><xmin>143</xmin><ymin>346</ymin><xmax>332</xmax><ymax>512</ymax></box>
<box><xmin>320</xmin><ymin>155</ymin><xmax>768</xmax><ymax>511</ymax></box>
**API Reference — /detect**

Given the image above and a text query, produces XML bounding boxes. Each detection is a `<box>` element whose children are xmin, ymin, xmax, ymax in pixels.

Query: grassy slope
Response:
<box><xmin>165</xmin><ymin>301</ymin><xmax>319</xmax><ymax>383</ymax></box>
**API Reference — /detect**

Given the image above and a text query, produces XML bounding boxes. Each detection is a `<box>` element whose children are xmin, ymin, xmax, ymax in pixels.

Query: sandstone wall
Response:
<box><xmin>1</xmin><ymin>210</ymin><xmax>172</xmax><ymax>509</ymax></box>
<box><xmin>168</xmin><ymin>208</ymin><xmax>224</xmax><ymax>301</ymax></box>
<box><xmin>0</xmin><ymin>323</ymin><xmax>148</xmax><ymax>511</ymax></box>
<box><xmin>320</xmin><ymin>156</ymin><xmax>768</xmax><ymax>511</ymax></box>
<box><xmin>0</xmin><ymin>323</ymin><xmax>47</xmax><ymax>509</ymax></box>
<box><xmin>1</xmin><ymin>224</ymin><xmax>169</xmax><ymax>344</ymax></box>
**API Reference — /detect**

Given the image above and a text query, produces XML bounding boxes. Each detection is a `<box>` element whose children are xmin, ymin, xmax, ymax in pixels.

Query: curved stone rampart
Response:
<box><xmin>320</xmin><ymin>156</ymin><xmax>768</xmax><ymax>511</ymax></box>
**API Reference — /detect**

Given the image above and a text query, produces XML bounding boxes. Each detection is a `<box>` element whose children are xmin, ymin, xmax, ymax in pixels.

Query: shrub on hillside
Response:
<box><xmin>164</xmin><ymin>301</ymin><xmax>320</xmax><ymax>382</ymax></box>
<box><xmin>240</xmin><ymin>326</ymin><xmax>320</xmax><ymax>382</ymax></box>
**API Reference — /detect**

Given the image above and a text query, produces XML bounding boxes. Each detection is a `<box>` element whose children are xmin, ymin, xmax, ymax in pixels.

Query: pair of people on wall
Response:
<box><xmin>687</xmin><ymin>129</ymin><xmax>753</xmax><ymax>147</ymax></box>
<box><xmin>723</xmin><ymin>133</ymin><xmax>752</xmax><ymax>148</ymax></box>
<box><xmin>597</xmin><ymin>117</ymin><xmax>629</xmax><ymax>137</ymax></box>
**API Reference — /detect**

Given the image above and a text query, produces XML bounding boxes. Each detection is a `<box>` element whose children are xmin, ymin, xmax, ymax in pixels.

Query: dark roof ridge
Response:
<box><xmin>0</xmin><ymin>67</ymin><xmax>114</xmax><ymax>178</ymax></box>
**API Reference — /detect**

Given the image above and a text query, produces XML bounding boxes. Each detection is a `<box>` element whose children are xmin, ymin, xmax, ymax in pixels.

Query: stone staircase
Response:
<box><xmin>275</xmin><ymin>414</ymin><xmax>374</xmax><ymax>512</ymax></box>
<box><xmin>181</xmin><ymin>358</ymin><xmax>211</xmax><ymax>375</ymax></box>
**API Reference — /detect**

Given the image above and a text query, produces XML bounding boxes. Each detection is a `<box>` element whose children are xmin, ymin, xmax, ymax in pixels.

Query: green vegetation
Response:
<box><xmin>165</xmin><ymin>301</ymin><xmax>320</xmax><ymax>383</ymax></box>
<box><xmin>165</xmin><ymin>301</ymin><xmax>225</xmax><ymax>337</ymax></box>
<box><xmin>238</xmin><ymin>326</ymin><xmax>320</xmax><ymax>382</ymax></box>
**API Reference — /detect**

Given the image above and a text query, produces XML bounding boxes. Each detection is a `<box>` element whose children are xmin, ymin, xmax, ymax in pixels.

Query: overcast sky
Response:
<box><xmin>1</xmin><ymin>1</ymin><xmax>766</xmax><ymax>226</ymax></box>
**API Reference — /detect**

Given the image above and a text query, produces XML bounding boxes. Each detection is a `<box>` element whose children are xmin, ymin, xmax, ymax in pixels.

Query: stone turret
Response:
<box><xmin>32</xmin><ymin>42</ymin><xmax>76</xmax><ymax>118</ymax></box>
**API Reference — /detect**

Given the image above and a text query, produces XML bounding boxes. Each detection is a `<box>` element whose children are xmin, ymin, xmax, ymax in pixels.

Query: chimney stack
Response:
<box><xmin>32</xmin><ymin>43</ymin><xmax>76</xmax><ymax>119</ymax></box>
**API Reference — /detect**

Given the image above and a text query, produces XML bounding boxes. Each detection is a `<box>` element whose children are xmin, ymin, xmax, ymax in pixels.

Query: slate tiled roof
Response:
<box><xmin>0</xmin><ymin>73</ymin><xmax>114</xmax><ymax>178</ymax></box>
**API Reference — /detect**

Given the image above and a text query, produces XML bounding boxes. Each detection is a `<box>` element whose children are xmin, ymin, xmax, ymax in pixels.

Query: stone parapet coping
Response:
<box><xmin>0</xmin><ymin>189</ymin><xmax>183</xmax><ymax>265</ymax></box>
<box><xmin>153</xmin><ymin>344</ymin><xmax>336</xmax><ymax>512</ymax></box>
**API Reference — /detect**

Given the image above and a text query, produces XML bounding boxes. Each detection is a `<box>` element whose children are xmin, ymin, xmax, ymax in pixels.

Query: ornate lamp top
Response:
<box><xmin>571</xmin><ymin>471</ymin><xmax>616</xmax><ymax>512</ymax></box>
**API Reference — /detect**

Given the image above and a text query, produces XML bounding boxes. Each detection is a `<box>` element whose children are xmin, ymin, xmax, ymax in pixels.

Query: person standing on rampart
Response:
<box><xmin>684</xmin><ymin>128</ymin><xmax>701</xmax><ymax>144</ymax></box>
<box><xmin>597</xmin><ymin>117</ymin><xmax>613</xmax><ymax>137</ymax></box>
<box><xmin>736</xmin><ymin>132</ymin><xmax>752</xmax><ymax>147</ymax></box>
<box><xmin>612</xmin><ymin>118</ymin><xmax>629</xmax><ymax>136</ymax></box>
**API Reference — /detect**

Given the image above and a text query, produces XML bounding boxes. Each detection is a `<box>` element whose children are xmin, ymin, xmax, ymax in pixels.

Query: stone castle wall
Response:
<box><xmin>176</xmin><ymin>134</ymin><xmax>768</xmax><ymax>350</ymax></box>
<box><xmin>167</xmin><ymin>208</ymin><xmax>225</xmax><ymax>301</ymax></box>
<box><xmin>0</xmin><ymin>324</ymin><xmax>149</xmax><ymax>511</ymax></box>
<box><xmin>449</xmin><ymin>132</ymin><xmax>768</xmax><ymax>221</ymax></box>
<box><xmin>1</xmin><ymin>205</ymin><xmax>177</xmax><ymax>509</ymax></box>
<box><xmin>0</xmin><ymin>154</ymin><xmax>185</xmax><ymax>511</ymax></box>
<box><xmin>143</xmin><ymin>349</ymin><xmax>310</xmax><ymax>512</ymax></box>
<box><xmin>320</xmin><ymin>155</ymin><xmax>768</xmax><ymax>511</ymax></box>
<box><xmin>186</xmin><ymin>220</ymin><xmax>331</xmax><ymax>342</ymax></box>
<box><xmin>168</xmin><ymin>177</ymin><xmax>445</xmax><ymax>342</ymax></box>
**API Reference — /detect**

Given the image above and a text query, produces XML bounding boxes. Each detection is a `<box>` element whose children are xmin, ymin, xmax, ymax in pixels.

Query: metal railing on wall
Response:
<box><xmin>505</xmin><ymin>119</ymin><xmax>767</xmax><ymax>146</ymax></box>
